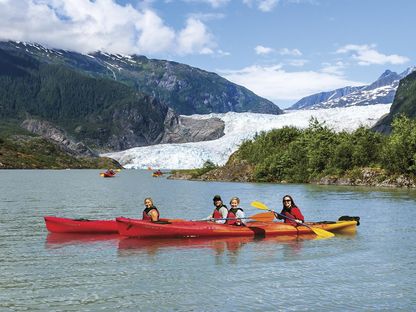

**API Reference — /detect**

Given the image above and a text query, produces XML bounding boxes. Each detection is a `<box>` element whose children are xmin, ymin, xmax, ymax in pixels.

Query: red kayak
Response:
<box><xmin>116</xmin><ymin>217</ymin><xmax>358</xmax><ymax>238</ymax></box>
<box><xmin>101</xmin><ymin>171</ymin><xmax>116</xmax><ymax>178</ymax></box>
<box><xmin>44</xmin><ymin>216</ymin><xmax>118</xmax><ymax>233</ymax></box>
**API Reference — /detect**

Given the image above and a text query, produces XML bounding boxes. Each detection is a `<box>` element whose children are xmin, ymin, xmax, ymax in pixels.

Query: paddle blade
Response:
<box><xmin>251</xmin><ymin>201</ymin><xmax>270</xmax><ymax>211</ymax></box>
<box><xmin>310</xmin><ymin>227</ymin><xmax>335</xmax><ymax>239</ymax></box>
<box><xmin>249</xmin><ymin>212</ymin><xmax>275</xmax><ymax>222</ymax></box>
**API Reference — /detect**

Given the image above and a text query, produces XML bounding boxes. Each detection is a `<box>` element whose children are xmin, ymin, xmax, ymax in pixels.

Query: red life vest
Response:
<box><xmin>226</xmin><ymin>208</ymin><xmax>243</xmax><ymax>225</ymax></box>
<box><xmin>281</xmin><ymin>207</ymin><xmax>304</xmax><ymax>225</ymax></box>
<box><xmin>142</xmin><ymin>207</ymin><xmax>159</xmax><ymax>221</ymax></box>
<box><xmin>212</xmin><ymin>206</ymin><xmax>226</xmax><ymax>219</ymax></box>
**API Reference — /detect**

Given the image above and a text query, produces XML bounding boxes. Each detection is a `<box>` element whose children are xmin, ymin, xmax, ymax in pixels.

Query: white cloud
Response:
<box><xmin>255</xmin><ymin>45</ymin><xmax>274</xmax><ymax>55</ymax></box>
<box><xmin>0</xmin><ymin>0</ymin><xmax>215</xmax><ymax>56</ymax></box>
<box><xmin>279</xmin><ymin>48</ymin><xmax>302</xmax><ymax>56</ymax></box>
<box><xmin>219</xmin><ymin>64</ymin><xmax>364</xmax><ymax>103</ymax></box>
<box><xmin>205</xmin><ymin>0</ymin><xmax>230</xmax><ymax>7</ymax></box>
<box><xmin>258</xmin><ymin>0</ymin><xmax>279</xmax><ymax>12</ymax></box>
<box><xmin>136</xmin><ymin>10</ymin><xmax>176</xmax><ymax>54</ymax></box>
<box><xmin>176</xmin><ymin>17</ymin><xmax>215</xmax><ymax>55</ymax></box>
<box><xmin>288</xmin><ymin>59</ymin><xmax>308</xmax><ymax>67</ymax></box>
<box><xmin>189</xmin><ymin>12</ymin><xmax>226</xmax><ymax>22</ymax></box>
<box><xmin>337</xmin><ymin>44</ymin><xmax>409</xmax><ymax>66</ymax></box>
<box><xmin>320</xmin><ymin>61</ymin><xmax>346</xmax><ymax>75</ymax></box>
<box><xmin>243</xmin><ymin>0</ymin><xmax>279</xmax><ymax>12</ymax></box>
<box><xmin>217</xmin><ymin>49</ymin><xmax>231</xmax><ymax>56</ymax></box>
<box><xmin>183</xmin><ymin>0</ymin><xmax>230</xmax><ymax>7</ymax></box>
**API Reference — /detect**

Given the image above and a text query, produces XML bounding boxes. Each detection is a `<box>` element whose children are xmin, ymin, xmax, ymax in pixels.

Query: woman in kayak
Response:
<box><xmin>276</xmin><ymin>195</ymin><xmax>304</xmax><ymax>226</ymax></box>
<box><xmin>142</xmin><ymin>197</ymin><xmax>160</xmax><ymax>222</ymax></box>
<box><xmin>226</xmin><ymin>197</ymin><xmax>246</xmax><ymax>226</ymax></box>
<box><xmin>207</xmin><ymin>195</ymin><xmax>228</xmax><ymax>224</ymax></box>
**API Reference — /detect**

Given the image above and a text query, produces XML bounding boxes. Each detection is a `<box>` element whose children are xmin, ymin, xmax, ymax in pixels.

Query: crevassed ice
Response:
<box><xmin>103</xmin><ymin>104</ymin><xmax>391</xmax><ymax>170</ymax></box>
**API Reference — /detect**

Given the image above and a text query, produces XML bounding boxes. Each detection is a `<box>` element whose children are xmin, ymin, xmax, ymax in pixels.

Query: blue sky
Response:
<box><xmin>1</xmin><ymin>0</ymin><xmax>414</xmax><ymax>108</ymax></box>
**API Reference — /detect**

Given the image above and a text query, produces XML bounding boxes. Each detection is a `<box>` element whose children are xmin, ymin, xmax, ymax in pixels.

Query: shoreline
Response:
<box><xmin>168</xmin><ymin>167</ymin><xmax>416</xmax><ymax>188</ymax></box>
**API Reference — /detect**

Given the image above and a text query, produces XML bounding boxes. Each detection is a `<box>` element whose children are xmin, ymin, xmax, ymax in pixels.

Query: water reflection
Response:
<box><xmin>117</xmin><ymin>236</ymin><xmax>252</xmax><ymax>259</ymax></box>
<box><xmin>45</xmin><ymin>233</ymin><xmax>119</xmax><ymax>249</ymax></box>
<box><xmin>45</xmin><ymin>232</ymin><xmax>354</xmax><ymax>262</ymax></box>
<box><xmin>117</xmin><ymin>235</ymin><xmax>320</xmax><ymax>261</ymax></box>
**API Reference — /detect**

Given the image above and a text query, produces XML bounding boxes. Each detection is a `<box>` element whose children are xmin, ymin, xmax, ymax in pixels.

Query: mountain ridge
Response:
<box><xmin>289</xmin><ymin>67</ymin><xmax>415</xmax><ymax>110</ymax></box>
<box><xmin>1</xmin><ymin>41</ymin><xmax>282</xmax><ymax>115</ymax></box>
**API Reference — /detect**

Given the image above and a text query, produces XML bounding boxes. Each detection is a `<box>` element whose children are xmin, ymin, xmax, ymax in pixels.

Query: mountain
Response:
<box><xmin>0</xmin><ymin>41</ymin><xmax>282</xmax><ymax>115</ymax></box>
<box><xmin>0</xmin><ymin>47</ymin><xmax>225</xmax><ymax>153</ymax></box>
<box><xmin>289</xmin><ymin>86</ymin><xmax>365</xmax><ymax>110</ymax></box>
<box><xmin>372</xmin><ymin>70</ymin><xmax>416</xmax><ymax>133</ymax></box>
<box><xmin>289</xmin><ymin>67</ymin><xmax>416</xmax><ymax>110</ymax></box>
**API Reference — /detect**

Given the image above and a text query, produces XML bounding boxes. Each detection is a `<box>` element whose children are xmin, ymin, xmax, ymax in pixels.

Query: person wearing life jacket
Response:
<box><xmin>276</xmin><ymin>195</ymin><xmax>304</xmax><ymax>226</ymax></box>
<box><xmin>207</xmin><ymin>195</ymin><xmax>228</xmax><ymax>224</ymax></box>
<box><xmin>142</xmin><ymin>197</ymin><xmax>160</xmax><ymax>222</ymax></box>
<box><xmin>226</xmin><ymin>197</ymin><xmax>246</xmax><ymax>226</ymax></box>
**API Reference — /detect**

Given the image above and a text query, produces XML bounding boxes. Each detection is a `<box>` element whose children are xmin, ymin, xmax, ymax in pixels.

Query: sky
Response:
<box><xmin>0</xmin><ymin>0</ymin><xmax>414</xmax><ymax>108</ymax></box>
<box><xmin>104</xmin><ymin>104</ymin><xmax>391</xmax><ymax>169</ymax></box>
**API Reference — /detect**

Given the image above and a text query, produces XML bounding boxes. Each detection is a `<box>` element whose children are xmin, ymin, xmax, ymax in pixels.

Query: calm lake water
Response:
<box><xmin>1</xmin><ymin>169</ymin><xmax>415</xmax><ymax>311</ymax></box>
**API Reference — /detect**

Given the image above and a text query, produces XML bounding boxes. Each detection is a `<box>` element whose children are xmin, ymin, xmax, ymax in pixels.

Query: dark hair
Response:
<box><xmin>213</xmin><ymin>195</ymin><xmax>222</xmax><ymax>202</ymax></box>
<box><xmin>282</xmin><ymin>195</ymin><xmax>297</xmax><ymax>209</ymax></box>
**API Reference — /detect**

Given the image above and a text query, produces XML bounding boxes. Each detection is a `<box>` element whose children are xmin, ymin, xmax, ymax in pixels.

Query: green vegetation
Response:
<box><xmin>0</xmin><ymin>134</ymin><xmax>120</xmax><ymax>169</ymax></box>
<box><xmin>170</xmin><ymin>160</ymin><xmax>218</xmax><ymax>179</ymax></box>
<box><xmin>373</xmin><ymin>71</ymin><xmax>416</xmax><ymax>133</ymax></box>
<box><xmin>0</xmin><ymin>49</ymin><xmax>167</xmax><ymax>150</ymax></box>
<box><xmin>231</xmin><ymin>115</ymin><xmax>416</xmax><ymax>183</ymax></box>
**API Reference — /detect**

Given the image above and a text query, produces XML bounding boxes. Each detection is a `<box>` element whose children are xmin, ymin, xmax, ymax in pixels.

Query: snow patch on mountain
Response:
<box><xmin>103</xmin><ymin>104</ymin><xmax>391</xmax><ymax>170</ymax></box>
<box><xmin>290</xmin><ymin>67</ymin><xmax>416</xmax><ymax>110</ymax></box>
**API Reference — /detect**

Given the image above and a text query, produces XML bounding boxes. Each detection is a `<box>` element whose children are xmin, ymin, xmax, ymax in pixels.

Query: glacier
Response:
<box><xmin>103</xmin><ymin>104</ymin><xmax>391</xmax><ymax>169</ymax></box>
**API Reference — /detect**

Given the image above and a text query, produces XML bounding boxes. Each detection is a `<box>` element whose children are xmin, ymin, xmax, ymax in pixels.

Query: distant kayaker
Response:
<box><xmin>226</xmin><ymin>197</ymin><xmax>246</xmax><ymax>226</ymax></box>
<box><xmin>276</xmin><ymin>195</ymin><xmax>304</xmax><ymax>226</ymax></box>
<box><xmin>207</xmin><ymin>195</ymin><xmax>228</xmax><ymax>224</ymax></box>
<box><xmin>142</xmin><ymin>197</ymin><xmax>160</xmax><ymax>222</ymax></box>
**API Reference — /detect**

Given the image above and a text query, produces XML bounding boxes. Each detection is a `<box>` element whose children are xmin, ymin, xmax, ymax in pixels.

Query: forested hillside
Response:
<box><xmin>373</xmin><ymin>71</ymin><xmax>416</xmax><ymax>133</ymax></box>
<box><xmin>0</xmin><ymin>48</ymin><xmax>170</xmax><ymax>151</ymax></box>
<box><xmin>0</xmin><ymin>41</ymin><xmax>282</xmax><ymax>115</ymax></box>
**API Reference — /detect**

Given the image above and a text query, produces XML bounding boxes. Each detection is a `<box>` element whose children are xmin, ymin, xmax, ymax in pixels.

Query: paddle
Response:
<box><xmin>251</xmin><ymin>201</ymin><xmax>335</xmax><ymax>239</ymax></box>
<box><xmin>209</xmin><ymin>211</ymin><xmax>274</xmax><ymax>222</ymax></box>
<box><xmin>174</xmin><ymin>212</ymin><xmax>274</xmax><ymax>222</ymax></box>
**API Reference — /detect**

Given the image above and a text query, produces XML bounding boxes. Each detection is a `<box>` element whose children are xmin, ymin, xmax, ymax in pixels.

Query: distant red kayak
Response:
<box><xmin>44</xmin><ymin>216</ymin><xmax>118</xmax><ymax>233</ymax></box>
<box><xmin>100</xmin><ymin>171</ymin><xmax>116</xmax><ymax>178</ymax></box>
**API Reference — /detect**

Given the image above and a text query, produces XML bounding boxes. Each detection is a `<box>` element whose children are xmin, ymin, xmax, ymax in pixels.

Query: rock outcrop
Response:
<box><xmin>21</xmin><ymin>119</ymin><xmax>96</xmax><ymax>157</ymax></box>
<box><xmin>161</xmin><ymin>109</ymin><xmax>225</xmax><ymax>143</ymax></box>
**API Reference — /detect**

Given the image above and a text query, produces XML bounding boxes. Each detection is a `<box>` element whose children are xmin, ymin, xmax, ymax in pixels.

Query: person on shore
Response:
<box><xmin>207</xmin><ymin>195</ymin><xmax>228</xmax><ymax>224</ymax></box>
<box><xmin>226</xmin><ymin>197</ymin><xmax>246</xmax><ymax>226</ymax></box>
<box><xmin>276</xmin><ymin>195</ymin><xmax>304</xmax><ymax>226</ymax></box>
<box><xmin>142</xmin><ymin>197</ymin><xmax>160</xmax><ymax>222</ymax></box>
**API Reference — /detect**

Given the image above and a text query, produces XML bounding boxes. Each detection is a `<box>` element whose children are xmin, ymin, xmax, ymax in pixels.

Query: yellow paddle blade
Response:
<box><xmin>252</xmin><ymin>200</ymin><xmax>334</xmax><ymax>238</ymax></box>
<box><xmin>249</xmin><ymin>212</ymin><xmax>275</xmax><ymax>222</ymax></box>
<box><xmin>99</xmin><ymin>173</ymin><xmax>105</xmax><ymax>176</ymax></box>
<box><xmin>309</xmin><ymin>227</ymin><xmax>335</xmax><ymax>238</ymax></box>
<box><xmin>251</xmin><ymin>201</ymin><xmax>270</xmax><ymax>211</ymax></box>
<box><xmin>115</xmin><ymin>169</ymin><xmax>121</xmax><ymax>172</ymax></box>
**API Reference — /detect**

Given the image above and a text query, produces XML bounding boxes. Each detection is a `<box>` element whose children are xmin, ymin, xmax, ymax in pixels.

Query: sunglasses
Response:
<box><xmin>283</xmin><ymin>199</ymin><xmax>291</xmax><ymax>202</ymax></box>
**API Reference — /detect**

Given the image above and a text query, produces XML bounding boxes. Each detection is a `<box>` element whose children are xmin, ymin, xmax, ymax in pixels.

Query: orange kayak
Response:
<box><xmin>116</xmin><ymin>217</ymin><xmax>358</xmax><ymax>238</ymax></box>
